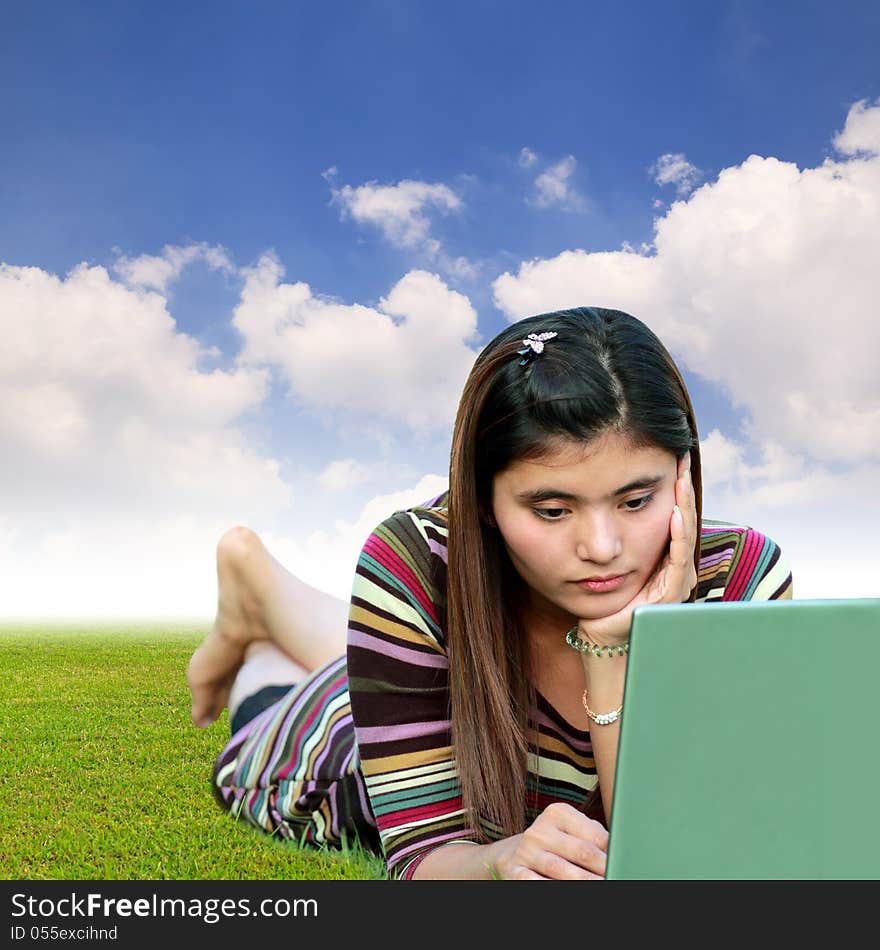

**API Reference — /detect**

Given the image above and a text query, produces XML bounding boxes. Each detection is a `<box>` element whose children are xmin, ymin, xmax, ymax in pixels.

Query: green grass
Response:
<box><xmin>0</xmin><ymin>624</ymin><xmax>386</xmax><ymax>880</ymax></box>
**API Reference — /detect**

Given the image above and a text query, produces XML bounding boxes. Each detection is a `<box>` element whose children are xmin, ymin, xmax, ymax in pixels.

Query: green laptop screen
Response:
<box><xmin>606</xmin><ymin>598</ymin><xmax>880</xmax><ymax>880</ymax></box>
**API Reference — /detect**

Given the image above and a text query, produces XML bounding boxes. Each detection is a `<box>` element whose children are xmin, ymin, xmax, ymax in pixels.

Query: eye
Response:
<box><xmin>623</xmin><ymin>493</ymin><xmax>654</xmax><ymax>512</ymax></box>
<box><xmin>533</xmin><ymin>507</ymin><xmax>568</xmax><ymax>521</ymax></box>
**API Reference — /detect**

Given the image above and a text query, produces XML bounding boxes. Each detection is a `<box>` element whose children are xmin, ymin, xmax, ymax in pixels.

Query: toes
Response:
<box><xmin>189</xmin><ymin>672</ymin><xmax>236</xmax><ymax>728</ymax></box>
<box><xmin>191</xmin><ymin>697</ymin><xmax>214</xmax><ymax>728</ymax></box>
<box><xmin>186</xmin><ymin>633</ymin><xmax>243</xmax><ymax>727</ymax></box>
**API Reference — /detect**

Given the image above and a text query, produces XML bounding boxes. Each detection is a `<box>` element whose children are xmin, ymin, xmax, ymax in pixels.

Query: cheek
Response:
<box><xmin>497</xmin><ymin>515</ymin><xmax>561</xmax><ymax>574</ymax></box>
<box><xmin>631</xmin><ymin>499</ymin><xmax>674</xmax><ymax>566</ymax></box>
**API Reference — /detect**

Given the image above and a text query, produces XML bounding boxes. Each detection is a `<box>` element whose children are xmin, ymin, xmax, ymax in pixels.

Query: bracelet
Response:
<box><xmin>565</xmin><ymin>626</ymin><xmax>629</xmax><ymax>657</ymax></box>
<box><xmin>582</xmin><ymin>690</ymin><xmax>622</xmax><ymax>726</ymax></box>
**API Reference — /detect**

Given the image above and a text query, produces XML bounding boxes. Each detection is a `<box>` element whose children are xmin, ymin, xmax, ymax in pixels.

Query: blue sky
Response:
<box><xmin>2</xmin><ymin>1</ymin><xmax>878</xmax><ymax>618</ymax></box>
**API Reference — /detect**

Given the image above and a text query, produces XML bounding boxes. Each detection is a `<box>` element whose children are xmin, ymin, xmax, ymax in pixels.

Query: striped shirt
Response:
<box><xmin>212</xmin><ymin>492</ymin><xmax>793</xmax><ymax>878</ymax></box>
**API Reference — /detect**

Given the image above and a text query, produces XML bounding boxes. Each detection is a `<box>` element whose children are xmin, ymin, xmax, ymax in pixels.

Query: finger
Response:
<box><xmin>559</xmin><ymin>832</ymin><xmax>608</xmax><ymax>878</ymax></box>
<box><xmin>542</xmin><ymin>801</ymin><xmax>608</xmax><ymax>842</ymax></box>
<box><xmin>509</xmin><ymin>867</ymin><xmax>552</xmax><ymax>880</ymax></box>
<box><xmin>668</xmin><ymin>503</ymin><xmax>690</xmax><ymax>570</ymax></box>
<box><xmin>535</xmin><ymin>847</ymin><xmax>606</xmax><ymax>880</ymax></box>
<box><xmin>668</xmin><ymin>481</ymin><xmax>698</xmax><ymax>598</ymax></box>
<box><xmin>681</xmin><ymin>459</ymin><xmax>699</xmax><ymax>583</ymax></box>
<box><xmin>679</xmin><ymin>455</ymin><xmax>697</xmax><ymax>528</ymax></box>
<box><xmin>542</xmin><ymin>822</ymin><xmax>608</xmax><ymax>877</ymax></box>
<box><xmin>673</xmin><ymin>467</ymin><xmax>697</xmax><ymax>552</ymax></box>
<box><xmin>541</xmin><ymin>802</ymin><xmax>609</xmax><ymax>860</ymax></box>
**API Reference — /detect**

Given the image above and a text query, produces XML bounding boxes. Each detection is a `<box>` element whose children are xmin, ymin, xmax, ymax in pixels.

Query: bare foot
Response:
<box><xmin>187</xmin><ymin>626</ymin><xmax>251</xmax><ymax>728</ymax></box>
<box><xmin>186</xmin><ymin>527</ymin><xmax>270</xmax><ymax>727</ymax></box>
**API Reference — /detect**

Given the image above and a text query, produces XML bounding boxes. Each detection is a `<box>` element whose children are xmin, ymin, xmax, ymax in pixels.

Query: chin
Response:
<box><xmin>576</xmin><ymin>601</ymin><xmax>627</xmax><ymax>622</ymax></box>
<box><xmin>566</xmin><ymin>586</ymin><xmax>635</xmax><ymax>621</ymax></box>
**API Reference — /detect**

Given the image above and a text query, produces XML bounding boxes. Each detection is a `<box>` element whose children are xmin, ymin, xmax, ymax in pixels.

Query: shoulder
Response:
<box><xmin>697</xmin><ymin>518</ymin><xmax>794</xmax><ymax>602</ymax></box>
<box><xmin>352</xmin><ymin>490</ymin><xmax>450</xmax><ymax>638</ymax></box>
<box><xmin>361</xmin><ymin>490</ymin><xmax>449</xmax><ymax>566</ymax></box>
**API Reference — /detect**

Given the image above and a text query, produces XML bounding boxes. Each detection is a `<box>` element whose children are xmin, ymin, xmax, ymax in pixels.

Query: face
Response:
<box><xmin>490</xmin><ymin>430</ymin><xmax>679</xmax><ymax>626</ymax></box>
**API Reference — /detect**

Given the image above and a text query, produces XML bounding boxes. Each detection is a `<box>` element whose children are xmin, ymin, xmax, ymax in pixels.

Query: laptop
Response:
<box><xmin>605</xmin><ymin>597</ymin><xmax>880</xmax><ymax>880</ymax></box>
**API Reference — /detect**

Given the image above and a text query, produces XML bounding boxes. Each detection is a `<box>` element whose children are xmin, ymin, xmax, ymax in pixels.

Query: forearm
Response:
<box><xmin>410</xmin><ymin>839</ymin><xmax>511</xmax><ymax>880</ymax></box>
<box><xmin>580</xmin><ymin>653</ymin><xmax>628</xmax><ymax>823</ymax></box>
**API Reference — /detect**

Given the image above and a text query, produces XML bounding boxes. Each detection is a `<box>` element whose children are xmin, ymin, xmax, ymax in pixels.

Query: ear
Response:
<box><xmin>480</xmin><ymin>507</ymin><xmax>497</xmax><ymax>528</ymax></box>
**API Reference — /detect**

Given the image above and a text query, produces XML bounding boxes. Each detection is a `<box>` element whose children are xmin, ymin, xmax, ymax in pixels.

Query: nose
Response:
<box><xmin>575</xmin><ymin>511</ymin><xmax>622</xmax><ymax>565</ymax></box>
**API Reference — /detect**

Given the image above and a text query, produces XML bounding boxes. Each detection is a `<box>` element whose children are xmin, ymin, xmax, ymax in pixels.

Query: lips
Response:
<box><xmin>574</xmin><ymin>573</ymin><xmax>630</xmax><ymax>593</ymax></box>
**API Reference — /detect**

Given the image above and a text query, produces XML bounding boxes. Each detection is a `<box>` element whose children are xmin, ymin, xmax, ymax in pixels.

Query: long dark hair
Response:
<box><xmin>446</xmin><ymin>306</ymin><xmax>702</xmax><ymax>838</ymax></box>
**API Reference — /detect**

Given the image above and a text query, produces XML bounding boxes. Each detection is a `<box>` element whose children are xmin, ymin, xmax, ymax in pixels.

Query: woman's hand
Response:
<box><xmin>491</xmin><ymin>802</ymin><xmax>608</xmax><ymax>880</ymax></box>
<box><xmin>580</xmin><ymin>454</ymin><xmax>698</xmax><ymax>647</ymax></box>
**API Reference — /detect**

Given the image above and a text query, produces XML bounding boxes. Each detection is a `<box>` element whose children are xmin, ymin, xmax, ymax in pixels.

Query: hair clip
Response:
<box><xmin>516</xmin><ymin>331</ymin><xmax>558</xmax><ymax>365</ymax></box>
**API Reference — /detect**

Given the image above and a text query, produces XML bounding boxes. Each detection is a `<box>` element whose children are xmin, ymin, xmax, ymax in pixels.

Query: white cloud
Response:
<box><xmin>698</xmin><ymin>430</ymin><xmax>879</xmax><ymax>600</ymax></box>
<box><xmin>440</xmin><ymin>253</ymin><xmax>481</xmax><ymax>282</ymax></box>
<box><xmin>0</xmin><ymin>259</ymin><xmax>290</xmax><ymax>619</ymax></box>
<box><xmin>329</xmin><ymin>177</ymin><xmax>462</xmax><ymax>251</ymax></box>
<box><xmin>519</xmin><ymin>147</ymin><xmax>538</xmax><ymax>168</ymax></box>
<box><xmin>700</xmin><ymin>429</ymin><xmax>829</xmax><ymax>504</ymax></box>
<box><xmin>494</xmin><ymin>99</ymin><xmax>880</xmax><ymax>467</ymax></box>
<box><xmin>493</xmin><ymin>245</ymin><xmax>659</xmax><ymax>318</ymax></box>
<box><xmin>113</xmin><ymin>241</ymin><xmax>235</xmax><ymax>293</ymax></box>
<box><xmin>529</xmin><ymin>155</ymin><xmax>587</xmax><ymax>211</ymax></box>
<box><xmin>233</xmin><ymin>255</ymin><xmax>481</xmax><ymax>431</ymax></box>
<box><xmin>262</xmin><ymin>474</ymin><xmax>448</xmax><ymax>599</ymax></box>
<box><xmin>319</xmin><ymin>458</ymin><xmax>371</xmax><ymax>492</ymax></box>
<box><xmin>0</xmin><ymin>251</ymin><xmax>467</xmax><ymax>619</ymax></box>
<box><xmin>832</xmin><ymin>97</ymin><xmax>880</xmax><ymax>156</ymax></box>
<box><xmin>0</xmin><ymin>512</ymin><xmax>244</xmax><ymax>621</ymax></box>
<box><xmin>650</xmin><ymin>152</ymin><xmax>701</xmax><ymax>196</ymax></box>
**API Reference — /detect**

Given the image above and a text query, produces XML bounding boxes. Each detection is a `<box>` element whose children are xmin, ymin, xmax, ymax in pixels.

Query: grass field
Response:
<box><xmin>0</xmin><ymin>624</ymin><xmax>386</xmax><ymax>880</ymax></box>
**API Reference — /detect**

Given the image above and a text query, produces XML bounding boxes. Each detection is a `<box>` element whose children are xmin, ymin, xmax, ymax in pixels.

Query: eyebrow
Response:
<box><xmin>515</xmin><ymin>475</ymin><xmax>665</xmax><ymax>504</ymax></box>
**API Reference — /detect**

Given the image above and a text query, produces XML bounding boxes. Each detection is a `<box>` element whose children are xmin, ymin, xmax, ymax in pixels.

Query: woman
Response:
<box><xmin>187</xmin><ymin>306</ymin><xmax>793</xmax><ymax>880</ymax></box>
